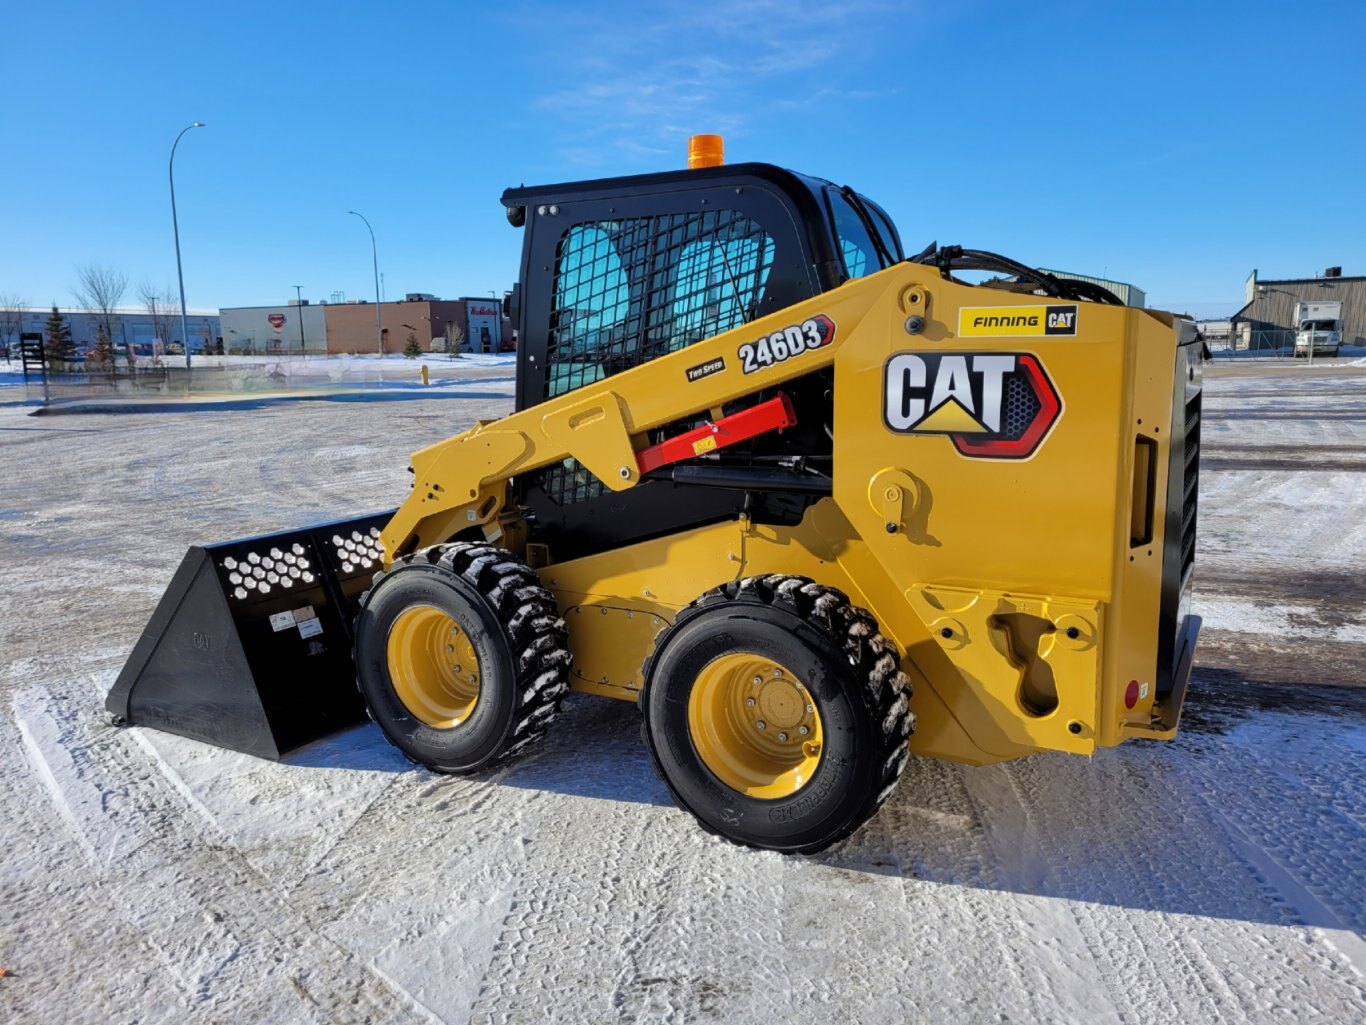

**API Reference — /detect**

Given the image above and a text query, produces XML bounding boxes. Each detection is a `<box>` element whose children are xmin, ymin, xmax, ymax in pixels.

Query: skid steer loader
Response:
<box><xmin>108</xmin><ymin>136</ymin><xmax>1202</xmax><ymax>853</ymax></box>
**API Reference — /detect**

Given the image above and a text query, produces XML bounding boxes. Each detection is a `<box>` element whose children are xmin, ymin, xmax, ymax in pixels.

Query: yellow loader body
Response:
<box><xmin>111</xmin><ymin>148</ymin><xmax>1201</xmax><ymax>851</ymax></box>
<box><xmin>384</xmin><ymin>262</ymin><xmax>1200</xmax><ymax>766</ymax></box>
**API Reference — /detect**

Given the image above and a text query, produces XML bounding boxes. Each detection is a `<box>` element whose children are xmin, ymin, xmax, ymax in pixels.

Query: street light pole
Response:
<box><xmin>348</xmin><ymin>210</ymin><xmax>383</xmax><ymax>356</ymax></box>
<box><xmin>169</xmin><ymin>121</ymin><xmax>206</xmax><ymax>369</ymax></box>
<box><xmin>293</xmin><ymin>284</ymin><xmax>306</xmax><ymax>356</ymax></box>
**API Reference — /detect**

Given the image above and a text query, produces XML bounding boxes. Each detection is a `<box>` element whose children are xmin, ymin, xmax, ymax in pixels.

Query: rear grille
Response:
<box><xmin>1156</xmin><ymin>347</ymin><xmax>1201</xmax><ymax>701</ymax></box>
<box><xmin>1180</xmin><ymin>392</ymin><xmax>1201</xmax><ymax>580</ymax></box>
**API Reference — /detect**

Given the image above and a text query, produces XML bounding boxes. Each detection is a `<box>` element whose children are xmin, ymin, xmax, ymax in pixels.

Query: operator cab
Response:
<box><xmin>499</xmin><ymin>156</ymin><xmax>902</xmax><ymax>561</ymax></box>
<box><xmin>501</xmin><ymin>161</ymin><xmax>902</xmax><ymax>412</ymax></box>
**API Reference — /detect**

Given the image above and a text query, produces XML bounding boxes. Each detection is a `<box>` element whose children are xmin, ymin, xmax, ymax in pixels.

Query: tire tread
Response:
<box><xmin>357</xmin><ymin>542</ymin><xmax>571</xmax><ymax>773</ymax></box>
<box><xmin>643</xmin><ymin>574</ymin><xmax>914</xmax><ymax>853</ymax></box>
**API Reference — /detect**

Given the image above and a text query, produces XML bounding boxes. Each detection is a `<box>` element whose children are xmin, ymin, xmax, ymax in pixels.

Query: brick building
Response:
<box><xmin>218</xmin><ymin>297</ymin><xmax>507</xmax><ymax>356</ymax></box>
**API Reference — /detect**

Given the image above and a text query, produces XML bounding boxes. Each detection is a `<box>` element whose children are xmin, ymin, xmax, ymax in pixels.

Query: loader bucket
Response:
<box><xmin>105</xmin><ymin>512</ymin><xmax>395</xmax><ymax>760</ymax></box>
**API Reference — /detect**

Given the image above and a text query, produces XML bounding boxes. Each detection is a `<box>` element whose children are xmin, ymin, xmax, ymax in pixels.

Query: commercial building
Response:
<box><xmin>1231</xmin><ymin>268</ymin><xmax>1364</xmax><ymax>350</ymax></box>
<box><xmin>218</xmin><ymin>296</ymin><xmax>507</xmax><ymax>356</ymax></box>
<box><xmin>1</xmin><ymin>306</ymin><xmax>220</xmax><ymax>356</ymax></box>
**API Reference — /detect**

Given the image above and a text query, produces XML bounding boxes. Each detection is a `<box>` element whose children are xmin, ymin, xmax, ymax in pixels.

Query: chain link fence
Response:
<box><xmin>1207</xmin><ymin>328</ymin><xmax>1296</xmax><ymax>359</ymax></box>
<box><xmin>12</xmin><ymin>356</ymin><xmax>424</xmax><ymax>407</ymax></box>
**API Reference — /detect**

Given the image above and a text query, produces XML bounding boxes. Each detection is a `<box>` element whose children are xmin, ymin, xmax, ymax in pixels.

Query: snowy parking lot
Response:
<box><xmin>1</xmin><ymin>358</ymin><xmax>1363</xmax><ymax>1024</ymax></box>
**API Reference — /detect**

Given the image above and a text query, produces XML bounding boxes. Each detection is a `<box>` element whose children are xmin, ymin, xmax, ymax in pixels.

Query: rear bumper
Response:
<box><xmin>1123</xmin><ymin>614</ymin><xmax>1200</xmax><ymax>741</ymax></box>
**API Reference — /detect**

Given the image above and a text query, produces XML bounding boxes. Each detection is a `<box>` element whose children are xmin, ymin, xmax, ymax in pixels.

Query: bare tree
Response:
<box><xmin>0</xmin><ymin>293</ymin><xmax>23</xmax><ymax>362</ymax></box>
<box><xmin>138</xmin><ymin>281</ymin><xmax>177</xmax><ymax>354</ymax></box>
<box><xmin>73</xmin><ymin>263</ymin><xmax>128</xmax><ymax>351</ymax></box>
<box><xmin>447</xmin><ymin>321</ymin><xmax>466</xmax><ymax>356</ymax></box>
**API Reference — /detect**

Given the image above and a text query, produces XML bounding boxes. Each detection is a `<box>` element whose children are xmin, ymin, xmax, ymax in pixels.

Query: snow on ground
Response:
<box><xmin>1</xmin><ymin>362</ymin><xmax>1364</xmax><ymax>1024</ymax></box>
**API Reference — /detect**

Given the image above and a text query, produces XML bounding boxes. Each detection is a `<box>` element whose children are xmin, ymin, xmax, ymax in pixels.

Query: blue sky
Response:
<box><xmin>4</xmin><ymin>0</ymin><xmax>1363</xmax><ymax>318</ymax></box>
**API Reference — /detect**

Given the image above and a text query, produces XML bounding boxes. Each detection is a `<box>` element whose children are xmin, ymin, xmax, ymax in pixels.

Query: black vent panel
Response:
<box><xmin>1181</xmin><ymin>392</ymin><xmax>1201</xmax><ymax>581</ymax></box>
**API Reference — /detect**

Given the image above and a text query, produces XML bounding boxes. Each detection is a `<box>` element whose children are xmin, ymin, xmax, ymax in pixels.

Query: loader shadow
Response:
<box><xmin>290</xmin><ymin>673</ymin><xmax>1366</xmax><ymax>931</ymax></box>
<box><xmin>385</xmin><ymin>677</ymin><xmax>1366</xmax><ymax>934</ymax></box>
<box><xmin>821</xmin><ymin>674</ymin><xmax>1366</xmax><ymax>933</ymax></box>
<box><xmin>488</xmin><ymin>695</ymin><xmax>675</xmax><ymax>807</ymax></box>
<box><xmin>285</xmin><ymin>723</ymin><xmax>415</xmax><ymax>773</ymax></box>
<box><xmin>286</xmin><ymin>692</ymin><xmax>672</xmax><ymax>800</ymax></box>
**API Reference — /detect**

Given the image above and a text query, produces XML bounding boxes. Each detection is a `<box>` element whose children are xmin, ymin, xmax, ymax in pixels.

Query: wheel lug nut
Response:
<box><xmin>799</xmin><ymin>725</ymin><xmax>809</xmax><ymax>736</ymax></box>
<box><xmin>777</xmin><ymin>732</ymin><xmax>788</xmax><ymax>742</ymax></box>
<box><xmin>752</xmin><ymin>675</ymin><xmax>762</xmax><ymax>685</ymax></box>
<box><xmin>745</xmin><ymin>696</ymin><xmax>756</xmax><ymax>707</ymax></box>
<box><xmin>773</xmin><ymin>668</ymin><xmax>783</xmax><ymax>677</ymax></box>
<box><xmin>755</xmin><ymin>720</ymin><xmax>766</xmax><ymax>730</ymax></box>
<box><xmin>806</xmin><ymin>704</ymin><xmax>814</xmax><ymax>714</ymax></box>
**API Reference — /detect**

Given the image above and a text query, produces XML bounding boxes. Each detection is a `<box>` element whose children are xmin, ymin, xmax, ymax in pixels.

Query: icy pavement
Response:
<box><xmin>1192</xmin><ymin>362</ymin><xmax>1366</xmax><ymax>687</ymax></box>
<box><xmin>1</xmin><ymin>363</ymin><xmax>1364</xmax><ymax>1024</ymax></box>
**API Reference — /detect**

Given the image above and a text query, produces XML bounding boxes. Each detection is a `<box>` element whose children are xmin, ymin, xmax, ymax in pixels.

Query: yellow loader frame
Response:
<box><xmin>382</xmin><ymin>261</ymin><xmax>1197</xmax><ymax>766</ymax></box>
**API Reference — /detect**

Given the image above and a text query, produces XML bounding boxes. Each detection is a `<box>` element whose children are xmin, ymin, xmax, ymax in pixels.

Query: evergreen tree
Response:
<box><xmin>44</xmin><ymin>306</ymin><xmax>75</xmax><ymax>368</ymax></box>
<box><xmin>403</xmin><ymin>331</ymin><xmax>421</xmax><ymax>358</ymax></box>
<box><xmin>87</xmin><ymin>323</ymin><xmax>116</xmax><ymax>369</ymax></box>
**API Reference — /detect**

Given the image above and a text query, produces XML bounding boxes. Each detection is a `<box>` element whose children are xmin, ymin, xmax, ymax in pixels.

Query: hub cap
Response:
<box><xmin>386</xmin><ymin>605</ymin><xmax>481</xmax><ymax>728</ymax></box>
<box><xmin>687</xmin><ymin>653</ymin><xmax>823</xmax><ymax>798</ymax></box>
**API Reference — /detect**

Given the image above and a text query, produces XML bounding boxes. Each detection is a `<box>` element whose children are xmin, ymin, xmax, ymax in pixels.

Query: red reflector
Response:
<box><xmin>1124</xmin><ymin>679</ymin><xmax>1140</xmax><ymax>709</ymax></box>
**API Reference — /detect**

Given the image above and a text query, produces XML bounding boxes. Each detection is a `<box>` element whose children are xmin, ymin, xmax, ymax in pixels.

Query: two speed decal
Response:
<box><xmin>738</xmin><ymin>314</ymin><xmax>835</xmax><ymax>374</ymax></box>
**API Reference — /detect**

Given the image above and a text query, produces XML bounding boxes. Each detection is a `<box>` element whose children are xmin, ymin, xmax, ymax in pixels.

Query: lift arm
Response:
<box><xmin>381</xmin><ymin>266</ymin><xmax>914</xmax><ymax>560</ymax></box>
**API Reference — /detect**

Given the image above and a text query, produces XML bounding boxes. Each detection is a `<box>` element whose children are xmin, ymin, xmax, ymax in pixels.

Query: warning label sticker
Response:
<box><xmin>272</xmin><ymin>605</ymin><xmax>321</xmax><ymax>636</ymax></box>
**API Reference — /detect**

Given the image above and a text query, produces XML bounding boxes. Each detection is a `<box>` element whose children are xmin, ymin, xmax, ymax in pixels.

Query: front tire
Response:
<box><xmin>642</xmin><ymin>575</ymin><xmax>913</xmax><ymax>854</ymax></box>
<box><xmin>354</xmin><ymin>543</ymin><xmax>570</xmax><ymax>773</ymax></box>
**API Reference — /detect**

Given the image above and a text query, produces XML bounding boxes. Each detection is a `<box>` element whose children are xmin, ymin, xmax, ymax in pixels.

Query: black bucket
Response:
<box><xmin>105</xmin><ymin>512</ymin><xmax>395</xmax><ymax>760</ymax></box>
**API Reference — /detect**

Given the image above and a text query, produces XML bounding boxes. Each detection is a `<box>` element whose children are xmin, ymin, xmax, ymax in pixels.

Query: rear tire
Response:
<box><xmin>354</xmin><ymin>543</ymin><xmax>570</xmax><ymax>773</ymax></box>
<box><xmin>642</xmin><ymin>575</ymin><xmax>913</xmax><ymax>853</ymax></box>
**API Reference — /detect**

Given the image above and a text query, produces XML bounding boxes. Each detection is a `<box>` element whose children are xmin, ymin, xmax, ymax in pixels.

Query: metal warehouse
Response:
<box><xmin>1232</xmin><ymin>268</ymin><xmax>1365</xmax><ymax>350</ymax></box>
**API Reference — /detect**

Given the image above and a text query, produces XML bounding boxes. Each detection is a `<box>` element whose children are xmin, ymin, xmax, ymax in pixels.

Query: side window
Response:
<box><xmin>828</xmin><ymin>191</ymin><xmax>881</xmax><ymax>280</ymax></box>
<box><xmin>825</xmin><ymin>191</ymin><xmax>901</xmax><ymax>281</ymax></box>
<box><xmin>840</xmin><ymin>238</ymin><xmax>870</xmax><ymax>279</ymax></box>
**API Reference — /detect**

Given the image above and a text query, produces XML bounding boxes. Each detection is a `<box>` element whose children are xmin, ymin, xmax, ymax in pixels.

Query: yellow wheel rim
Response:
<box><xmin>687</xmin><ymin>653</ymin><xmax>823</xmax><ymax>799</ymax></box>
<box><xmin>386</xmin><ymin>605</ymin><xmax>481</xmax><ymax>728</ymax></box>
